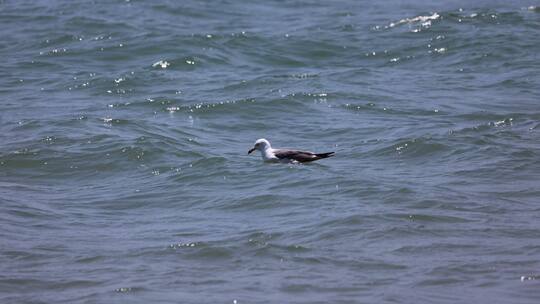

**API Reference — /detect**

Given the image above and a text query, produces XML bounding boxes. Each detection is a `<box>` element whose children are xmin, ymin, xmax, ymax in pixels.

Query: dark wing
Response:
<box><xmin>273</xmin><ymin>149</ymin><xmax>334</xmax><ymax>163</ymax></box>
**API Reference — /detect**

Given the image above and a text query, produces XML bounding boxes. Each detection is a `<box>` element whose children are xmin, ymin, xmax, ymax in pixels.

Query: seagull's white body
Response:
<box><xmin>248</xmin><ymin>138</ymin><xmax>334</xmax><ymax>163</ymax></box>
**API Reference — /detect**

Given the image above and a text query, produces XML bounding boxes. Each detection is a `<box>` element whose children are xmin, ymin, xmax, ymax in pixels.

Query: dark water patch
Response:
<box><xmin>84</xmin><ymin>182</ymin><xmax>185</xmax><ymax>211</ymax></box>
<box><xmin>253</xmin><ymin>242</ymin><xmax>310</xmax><ymax>254</ymax></box>
<box><xmin>416</xmin><ymin>277</ymin><xmax>468</xmax><ymax>287</ymax></box>
<box><xmin>66</xmin><ymin>15</ymin><xmax>137</xmax><ymax>32</ymax></box>
<box><xmin>306</xmin><ymin>256</ymin><xmax>408</xmax><ymax>272</ymax></box>
<box><xmin>219</xmin><ymin>194</ymin><xmax>297</xmax><ymax>211</ymax></box>
<box><xmin>1</xmin><ymin>250</ymin><xmax>54</xmax><ymax>262</ymax></box>
<box><xmin>0</xmin><ymin>277</ymin><xmax>101</xmax><ymax>293</ymax></box>
<box><xmin>5</xmin><ymin>206</ymin><xmax>61</xmax><ymax>221</ymax></box>
<box><xmin>74</xmin><ymin>255</ymin><xmax>106</xmax><ymax>264</ymax></box>
<box><xmin>341</xmin><ymin>102</ymin><xmax>443</xmax><ymax>117</ymax></box>
<box><xmin>383</xmin><ymin>212</ymin><xmax>472</xmax><ymax>223</ymax></box>
<box><xmin>318</xmin><ymin>214</ymin><xmax>365</xmax><ymax>228</ymax></box>
<box><xmin>394</xmin><ymin>243</ymin><xmax>481</xmax><ymax>255</ymax></box>
<box><xmin>249</xmin><ymin>243</ymin><xmax>312</xmax><ymax>262</ymax></box>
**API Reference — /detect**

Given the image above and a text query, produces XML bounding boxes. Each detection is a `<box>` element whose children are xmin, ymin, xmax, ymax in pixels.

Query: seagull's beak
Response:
<box><xmin>248</xmin><ymin>147</ymin><xmax>255</xmax><ymax>154</ymax></box>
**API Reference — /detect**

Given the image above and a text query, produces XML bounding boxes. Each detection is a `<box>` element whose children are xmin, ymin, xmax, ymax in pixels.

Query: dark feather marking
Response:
<box><xmin>274</xmin><ymin>149</ymin><xmax>334</xmax><ymax>163</ymax></box>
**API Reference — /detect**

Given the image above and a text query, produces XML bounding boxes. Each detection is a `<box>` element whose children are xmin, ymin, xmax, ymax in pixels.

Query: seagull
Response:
<box><xmin>248</xmin><ymin>138</ymin><xmax>334</xmax><ymax>163</ymax></box>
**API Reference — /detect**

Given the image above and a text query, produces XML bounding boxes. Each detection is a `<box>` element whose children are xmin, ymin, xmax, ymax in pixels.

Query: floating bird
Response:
<box><xmin>248</xmin><ymin>138</ymin><xmax>334</xmax><ymax>163</ymax></box>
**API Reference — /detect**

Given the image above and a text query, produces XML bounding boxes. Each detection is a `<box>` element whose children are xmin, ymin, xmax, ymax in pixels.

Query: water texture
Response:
<box><xmin>1</xmin><ymin>0</ymin><xmax>540</xmax><ymax>303</ymax></box>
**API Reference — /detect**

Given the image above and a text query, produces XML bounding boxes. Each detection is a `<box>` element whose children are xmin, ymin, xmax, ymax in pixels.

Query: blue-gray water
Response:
<box><xmin>1</xmin><ymin>0</ymin><xmax>540</xmax><ymax>303</ymax></box>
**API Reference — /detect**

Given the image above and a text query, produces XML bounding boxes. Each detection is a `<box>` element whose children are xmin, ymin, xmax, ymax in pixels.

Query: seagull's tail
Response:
<box><xmin>315</xmin><ymin>152</ymin><xmax>335</xmax><ymax>159</ymax></box>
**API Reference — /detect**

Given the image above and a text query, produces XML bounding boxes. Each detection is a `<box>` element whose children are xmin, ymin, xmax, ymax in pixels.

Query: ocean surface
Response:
<box><xmin>1</xmin><ymin>0</ymin><xmax>540</xmax><ymax>303</ymax></box>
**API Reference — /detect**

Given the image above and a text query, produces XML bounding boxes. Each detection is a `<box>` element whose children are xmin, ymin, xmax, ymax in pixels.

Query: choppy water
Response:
<box><xmin>1</xmin><ymin>0</ymin><xmax>540</xmax><ymax>303</ymax></box>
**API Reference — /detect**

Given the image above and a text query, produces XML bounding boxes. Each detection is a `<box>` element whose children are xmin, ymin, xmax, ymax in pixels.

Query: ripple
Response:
<box><xmin>375</xmin><ymin>12</ymin><xmax>440</xmax><ymax>31</ymax></box>
<box><xmin>152</xmin><ymin>60</ymin><xmax>170</xmax><ymax>69</ymax></box>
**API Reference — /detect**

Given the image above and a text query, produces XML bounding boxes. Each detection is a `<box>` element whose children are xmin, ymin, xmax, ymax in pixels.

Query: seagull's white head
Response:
<box><xmin>248</xmin><ymin>138</ymin><xmax>271</xmax><ymax>154</ymax></box>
